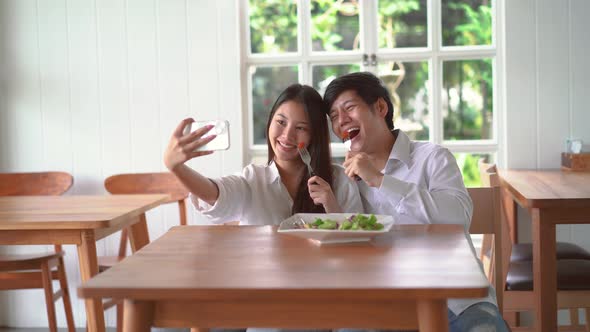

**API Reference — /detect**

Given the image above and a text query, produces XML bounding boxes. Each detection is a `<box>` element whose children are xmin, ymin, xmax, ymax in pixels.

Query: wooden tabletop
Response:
<box><xmin>498</xmin><ymin>169</ymin><xmax>590</xmax><ymax>208</ymax></box>
<box><xmin>0</xmin><ymin>194</ymin><xmax>169</xmax><ymax>229</ymax></box>
<box><xmin>78</xmin><ymin>224</ymin><xmax>489</xmax><ymax>301</ymax></box>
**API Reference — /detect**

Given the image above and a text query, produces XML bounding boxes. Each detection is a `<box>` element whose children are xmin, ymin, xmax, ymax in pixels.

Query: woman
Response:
<box><xmin>164</xmin><ymin>84</ymin><xmax>362</xmax><ymax>225</ymax></box>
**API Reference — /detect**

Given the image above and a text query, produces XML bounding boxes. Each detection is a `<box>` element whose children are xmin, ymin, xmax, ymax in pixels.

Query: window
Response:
<box><xmin>240</xmin><ymin>0</ymin><xmax>501</xmax><ymax>186</ymax></box>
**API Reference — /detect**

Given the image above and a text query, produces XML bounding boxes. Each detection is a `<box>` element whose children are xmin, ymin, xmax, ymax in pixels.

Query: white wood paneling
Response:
<box><xmin>1</xmin><ymin>0</ymin><xmax>44</xmax><ymax>171</ymax></box>
<box><xmin>127</xmin><ymin>0</ymin><xmax>161</xmax><ymax>173</ymax></box>
<box><xmin>186</xmin><ymin>0</ymin><xmax>221</xmax><ymax>178</ymax></box>
<box><xmin>569</xmin><ymin>0</ymin><xmax>590</xmax><ymax>259</ymax></box>
<box><xmin>216</xmin><ymin>0</ymin><xmax>244</xmax><ymax>177</ymax></box>
<box><xmin>0</xmin><ymin>0</ymin><xmax>240</xmax><ymax>327</ymax></box>
<box><xmin>537</xmin><ymin>0</ymin><xmax>570</xmax><ymax>169</ymax></box>
<box><xmin>570</xmin><ymin>0</ymin><xmax>590</xmax><ymax>151</ymax></box>
<box><xmin>38</xmin><ymin>0</ymin><xmax>72</xmax><ymax>172</ymax></box>
<box><xmin>504</xmin><ymin>0</ymin><xmax>537</xmax><ymax>169</ymax></box>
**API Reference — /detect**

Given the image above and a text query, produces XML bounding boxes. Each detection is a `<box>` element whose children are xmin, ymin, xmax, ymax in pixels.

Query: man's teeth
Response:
<box><xmin>347</xmin><ymin>128</ymin><xmax>360</xmax><ymax>139</ymax></box>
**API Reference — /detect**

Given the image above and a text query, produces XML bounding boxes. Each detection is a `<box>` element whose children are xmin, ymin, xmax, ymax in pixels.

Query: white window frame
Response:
<box><xmin>239</xmin><ymin>0</ymin><xmax>504</xmax><ymax>166</ymax></box>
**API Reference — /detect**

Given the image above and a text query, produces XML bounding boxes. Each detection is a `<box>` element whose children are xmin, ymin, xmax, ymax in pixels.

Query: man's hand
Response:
<box><xmin>343</xmin><ymin>152</ymin><xmax>384</xmax><ymax>188</ymax></box>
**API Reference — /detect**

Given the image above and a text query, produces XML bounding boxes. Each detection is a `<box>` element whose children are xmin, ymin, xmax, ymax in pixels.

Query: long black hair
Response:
<box><xmin>266</xmin><ymin>84</ymin><xmax>334</xmax><ymax>214</ymax></box>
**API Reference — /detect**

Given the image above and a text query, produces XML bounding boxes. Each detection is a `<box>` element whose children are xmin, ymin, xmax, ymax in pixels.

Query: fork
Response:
<box><xmin>297</xmin><ymin>143</ymin><xmax>315</xmax><ymax>178</ymax></box>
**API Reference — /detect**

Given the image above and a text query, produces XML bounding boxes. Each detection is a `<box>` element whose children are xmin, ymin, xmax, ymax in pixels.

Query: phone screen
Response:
<box><xmin>184</xmin><ymin>120</ymin><xmax>230</xmax><ymax>151</ymax></box>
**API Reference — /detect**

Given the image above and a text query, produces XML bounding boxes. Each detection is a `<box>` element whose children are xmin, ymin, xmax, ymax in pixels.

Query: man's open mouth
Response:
<box><xmin>348</xmin><ymin>128</ymin><xmax>360</xmax><ymax>140</ymax></box>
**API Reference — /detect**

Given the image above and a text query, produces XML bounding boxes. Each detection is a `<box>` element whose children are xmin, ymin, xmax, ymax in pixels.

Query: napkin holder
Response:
<box><xmin>561</xmin><ymin>152</ymin><xmax>590</xmax><ymax>171</ymax></box>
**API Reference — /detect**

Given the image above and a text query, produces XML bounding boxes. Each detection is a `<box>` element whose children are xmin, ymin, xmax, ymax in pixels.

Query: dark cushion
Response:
<box><xmin>510</xmin><ymin>242</ymin><xmax>590</xmax><ymax>262</ymax></box>
<box><xmin>506</xmin><ymin>259</ymin><xmax>590</xmax><ymax>291</ymax></box>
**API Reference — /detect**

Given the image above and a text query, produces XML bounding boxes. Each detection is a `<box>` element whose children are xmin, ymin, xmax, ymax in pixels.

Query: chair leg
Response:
<box><xmin>570</xmin><ymin>308</ymin><xmax>579</xmax><ymax>327</ymax></box>
<box><xmin>504</xmin><ymin>311</ymin><xmax>519</xmax><ymax>328</ymax></box>
<box><xmin>117</xmin><ymin>302</ymin><xmax>124</xmax><ymax>332</ymax></box>
<box><xmin>41</xmin><ymin>261</ymin><xmax>58</xmax><ymax>332</ymax></box>
<box><xmin>57</xmin><ymin>255</ymin><xmax>76</xmax><ymax>332</ymax></box>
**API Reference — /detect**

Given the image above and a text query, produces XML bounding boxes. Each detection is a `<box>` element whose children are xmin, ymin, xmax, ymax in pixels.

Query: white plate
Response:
<box><xmin>278</xmin><ymin>213</ymin><xmax>394</xmax><ymax>244</ymax></box>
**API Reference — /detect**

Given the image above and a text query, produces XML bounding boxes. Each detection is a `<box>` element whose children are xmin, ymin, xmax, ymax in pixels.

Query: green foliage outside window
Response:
<box><xmin>248</xmin><ymin>0</ymin><xmax>494</xmax><ymax>184</ymax></box>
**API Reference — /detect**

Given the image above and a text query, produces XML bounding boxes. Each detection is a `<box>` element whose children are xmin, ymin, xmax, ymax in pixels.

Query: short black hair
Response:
<box><xmin>324</xmin><ymin>72</ymin><xmax>394</xmax><ymax>130</ymax></box>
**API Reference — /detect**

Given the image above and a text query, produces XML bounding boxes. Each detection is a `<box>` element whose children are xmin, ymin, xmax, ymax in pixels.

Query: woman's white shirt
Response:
<box><xmin>191</xmin><ymin>162</ymin><xmax>363</xmax><ymax>225</ymax></box>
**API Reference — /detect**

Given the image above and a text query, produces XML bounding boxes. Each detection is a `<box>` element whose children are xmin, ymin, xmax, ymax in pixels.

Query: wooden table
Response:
<box><xmin>498</xmin><ymin>169</ymin><xmax>590</xmax><ymax>332</ymax></box>
<box><xmin>78</xmin><ymin>224</ymin><xmax>489</xmax><ymax>332</ymax></box>
<box><xmin>0</xmin><ymin>194</ymin><xmax>169</xmax><ymax>332</ymax></box>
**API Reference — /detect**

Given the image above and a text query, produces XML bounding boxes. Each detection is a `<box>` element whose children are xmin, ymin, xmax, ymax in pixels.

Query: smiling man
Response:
<box><xmin>324</xmin><ymin>72</ymin><xmax>509</xmax><ymax>332</ymax></box>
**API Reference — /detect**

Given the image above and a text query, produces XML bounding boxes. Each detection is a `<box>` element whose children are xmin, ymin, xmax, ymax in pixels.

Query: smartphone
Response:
<box><xmin>183</xmin><ymin>120</ymin><xmax>230</xmax><ymax>151</ymax></box>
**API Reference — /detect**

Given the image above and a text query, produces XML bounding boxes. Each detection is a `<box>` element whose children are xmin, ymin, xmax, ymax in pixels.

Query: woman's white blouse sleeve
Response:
<box><xmin>190</xmin><ymin>166</ymin><xmax>254</xmax><ymax>224</ymax></box>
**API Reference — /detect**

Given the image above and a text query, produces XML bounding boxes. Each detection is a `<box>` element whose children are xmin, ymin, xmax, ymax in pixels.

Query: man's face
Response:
<box><xmin>328</xmin><ymin>90</ymin><xmax>383</xmax><ymax>153</ymax></box>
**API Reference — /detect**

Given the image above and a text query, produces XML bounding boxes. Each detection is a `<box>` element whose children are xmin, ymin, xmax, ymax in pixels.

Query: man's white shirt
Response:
<box><xmin>358</xmin><ymin>129</ymin><xmax>496</xmax><ymax>315</ymax></box>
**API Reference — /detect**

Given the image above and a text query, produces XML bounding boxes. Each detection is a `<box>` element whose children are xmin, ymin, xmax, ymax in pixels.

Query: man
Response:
<box><xmin>324</xmin><ymin>72</ymin><xmax>508</xmax><ymax>332</ymax></box>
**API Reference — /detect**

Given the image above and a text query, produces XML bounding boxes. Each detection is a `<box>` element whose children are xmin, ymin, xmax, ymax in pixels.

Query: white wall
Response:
<box><xmin>504</xmin><ymin>0</ymin><xmax>590</xmax><ymax>255</ymax></box>
<box><xmin>504</xmin><ymin>0</ymin><xmax>590</xmax><ymax>325</ymax></box>
<box><xmin>0</xmin><ymin>0</ymin><xmax>241</xmax><ymax>327</ymax></box>
<box><xmin>1</xmin><ymin>0</ymin><xmax>589</xmax><ymax>328</ymax></box>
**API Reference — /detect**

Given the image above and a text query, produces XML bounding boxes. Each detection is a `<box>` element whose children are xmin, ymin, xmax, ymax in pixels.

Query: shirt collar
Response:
<box><xmin>268</xmin><ymin>160</ymin><xmax>281</xmax><ymax>184</ymax></box>
<box><xmin>388</xmin><ymin>129</ymin><xmax>411</xmax><ymax>167</ymax></box>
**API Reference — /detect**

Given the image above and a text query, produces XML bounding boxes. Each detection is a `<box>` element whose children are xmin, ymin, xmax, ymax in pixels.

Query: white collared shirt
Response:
<box><xmin>358</xmin><ymin>129</ymin><xmax>495</xmax><ymax>315</ymax></box>
<box><xmin>192</xmin><ymin>162</ymin><xmax>363</xmax><ymax>225</ymax></box>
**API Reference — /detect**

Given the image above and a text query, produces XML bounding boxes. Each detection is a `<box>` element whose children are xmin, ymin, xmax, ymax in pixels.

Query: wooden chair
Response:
<box><xmin>468</xmin><ymin>186</ymin><xmax>505</xmax><ymax>314</ymax></box>
<box><xmin>101</xmin><ymin>172</ymin><xmax>190</xmax><ymax>331</ymax></box>
<box><xmin>0</xmin><ymin>172</ymin><xmax>76</xmax><ymax>332</ymax></box>
<box><xmin>478</xmin><ymin>167</ymin><xmax>590</xmax><ymax>331</ymax></box>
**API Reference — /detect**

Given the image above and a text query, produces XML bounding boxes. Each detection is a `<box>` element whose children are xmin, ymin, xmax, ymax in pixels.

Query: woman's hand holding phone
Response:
<box><xmin>164</xmin><ymin>118</ymin><xmax>217</xmax><ymax>171</ymax></box>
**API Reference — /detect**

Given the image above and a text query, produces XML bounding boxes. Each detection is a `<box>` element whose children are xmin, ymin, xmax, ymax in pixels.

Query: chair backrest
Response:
<box><xmin>103</xmin><ymin>172</ymin><xmax>190</xmax><ymax>257</ymax></box>
<box><xmin>0</xmin><ymin>172</ymin><xmax>73</xmax><ymax>196</ymax></box>
<box><xmin>478</xmin><ymin>161</ymin><xmax>500</xmax><ymax>187</ymax></box>
<box><xmin>0</xmin><ymin>172</ymin><xmax>73</xmax><ymax>253</ymax></box>
<box><xmin>467</xmin><ymin>183</ymin><xmax>504</xmax><ymax>313</ymax></box>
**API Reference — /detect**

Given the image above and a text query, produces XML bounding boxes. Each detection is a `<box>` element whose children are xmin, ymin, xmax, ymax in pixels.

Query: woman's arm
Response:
<box><xmin>164</xmin><ymin>118</ymin><xmax>219</xmax><ymax>206</ymax></box>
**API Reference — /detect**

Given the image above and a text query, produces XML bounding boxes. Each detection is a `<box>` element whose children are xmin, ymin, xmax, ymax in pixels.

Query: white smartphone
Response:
<box><xmin>183</xmin><ymin>120</ymin><xmax>230</xmax><ymax>151</ymax></box>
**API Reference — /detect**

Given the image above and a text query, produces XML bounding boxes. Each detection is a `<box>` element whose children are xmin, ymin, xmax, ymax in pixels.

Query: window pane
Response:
<box><xmin>312</xmin><ymin>64</ymin><xmax>361</xmax><ymax>96</ymax></box>
<box><xmin>442</xmin><ymin>59</ymin><xmax>493</xmax><ymax>141</ymax></box>
<box><xmin>311</xmin><ymin>0</ymin><xmax>360</xmax><ymax>52</ymax></box>
<box><xmin>378</xmin><ymin>0</ymin><xmax>427</xmax><ymax>49</ymax></box>
<box><xmin>312</xmin><ymin>64</ymin><xmax>361</xmax><ymax>143</ymax></box>
<box><xmin>249</xmin><ymin>0</ymin><xmax>298</xmax><ymax>54</ymax></box>
<box><xmin>454</xmin><ymin>153</ymin><xmax>495</xmax><ymax>187</ymax></box>
<box><xmin>378</xmin><ymin>61</ymin><xmax>429</xmax><ymax>141</ymax></box>
<box><xmin>251</xmin><ymin>66</ymin><xmax>299</xmax><ymax>145</ymax></box>
<box><xmin>442</xmin><ymin>0</ymin><xmax>492</xmax><ymax>47</ymax></box>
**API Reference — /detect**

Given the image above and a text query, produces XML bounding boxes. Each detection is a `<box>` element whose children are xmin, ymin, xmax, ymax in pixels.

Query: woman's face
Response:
<box><xmin>268</xmin><ymin>100</ymin><xmax>311</xmax><ymax>163</ymax></box>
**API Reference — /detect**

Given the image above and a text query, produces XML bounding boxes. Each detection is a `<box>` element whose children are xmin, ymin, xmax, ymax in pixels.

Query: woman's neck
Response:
<box><xmin>274</xmin><ymin>159</ymin><xmax>305</xmax><ymax>200</ymax></box>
